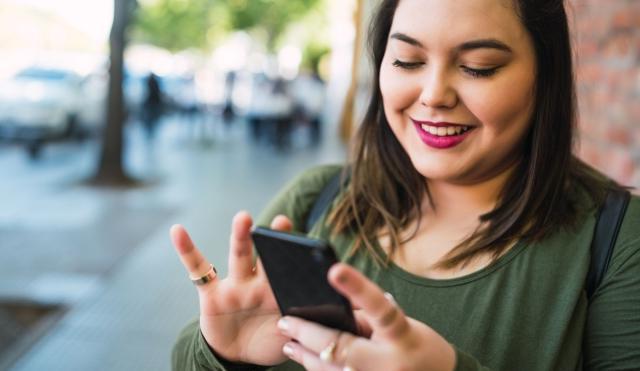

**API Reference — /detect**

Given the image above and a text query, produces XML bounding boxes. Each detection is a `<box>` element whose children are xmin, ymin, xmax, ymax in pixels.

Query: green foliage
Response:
<box><xmin>132</xmin><ymin>0</ymin><xmax>322</xmax><ymax>52</ymax></box>
<box><xmin>227</xmin><ymin>0</ymin><xmax>320</xmax><ymax>49</ymax></box>
<box><xmin>132</xmin><ymin>0</ymin><xmax>225</xmax><ymax>52</ymax></box>
<box><xmin>278</xmin><ymin>4</ymin><xmax>331</xmax><ymax>73</ymax></box>
<box><xmin>301</xmin><ymin>41</ymin><xmax>330</xmax><ymax>74</ymax></box>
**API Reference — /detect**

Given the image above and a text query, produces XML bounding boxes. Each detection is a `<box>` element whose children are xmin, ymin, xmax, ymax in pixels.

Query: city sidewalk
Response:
<box><xmin>1</xmin><ymin>117</ymin><xmax>346</xmax><ymax>370</ymax></box>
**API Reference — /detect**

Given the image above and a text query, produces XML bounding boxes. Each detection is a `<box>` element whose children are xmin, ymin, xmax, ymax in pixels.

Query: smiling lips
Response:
<box><xmin>410</xmin><ymin>119</ymin><xmax>475</xmax><ymax>149</ymax></box>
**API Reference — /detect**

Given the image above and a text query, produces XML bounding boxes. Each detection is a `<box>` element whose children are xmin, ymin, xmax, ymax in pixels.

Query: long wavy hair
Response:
<box><xmin>328</xmin><ymin>0</ymin><xmax>617</xmax><ymax>269</ymax></box>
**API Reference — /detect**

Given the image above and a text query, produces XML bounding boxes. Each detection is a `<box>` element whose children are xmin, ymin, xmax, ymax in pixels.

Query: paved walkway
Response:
<box><xmin>1</xmin><ymin>117</ymin><xmax>346</xmax><ymax>370</ymax></box>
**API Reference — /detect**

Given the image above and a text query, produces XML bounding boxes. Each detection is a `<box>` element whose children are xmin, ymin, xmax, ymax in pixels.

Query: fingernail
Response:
<box><xmin>277</xmin><ymin>318</ymin><xmax>289</xmax><ymax>332</ymax></box>
<box><xmin>337</xmin><ymin>273</ymin><xmax>348</xmax><ymax>284</ymax></box>
<box><xmin>283</xmin><ymin>343</ymin><xmax>294</xmax><ymax>357</ymax></box>
<box><xmin>384</xmin><ymin>292</ymin><xmax>397</xmax><ymax>305</ymax></box>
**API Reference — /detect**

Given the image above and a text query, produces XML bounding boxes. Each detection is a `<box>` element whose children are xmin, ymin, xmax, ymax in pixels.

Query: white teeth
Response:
<box><xmin>420</xmin><ymin>123</ymin><xmax>470</xmax><ymax>137</ymax></box>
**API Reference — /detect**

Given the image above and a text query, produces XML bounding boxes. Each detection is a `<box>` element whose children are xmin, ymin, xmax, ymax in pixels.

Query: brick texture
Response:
<box><xmin>569</xmin><ymin>0</ymin><xmax>640</xmax><ymax>190</ymax></box>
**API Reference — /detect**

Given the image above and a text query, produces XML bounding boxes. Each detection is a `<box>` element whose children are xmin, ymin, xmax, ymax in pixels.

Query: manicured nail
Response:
<box><xmin>277</xmin><ymin>318</ymin><xmax>289</xmax><ymax>332</ymax></box>
<box><xmin>384</xmin><ymin>292</ymin><xmax>397</xmax><ymax>305</ymax></box>
<box><xmin>283</xmin><ymin>343</ymin><xmax>294</xmax><ymax>357</ymax></box>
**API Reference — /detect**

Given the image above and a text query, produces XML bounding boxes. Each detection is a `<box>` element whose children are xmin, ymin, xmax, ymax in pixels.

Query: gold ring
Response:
<box><xmin>319</xmin><ymin>340</ymin><xmax>337</xmax><ymax>363</ymax></box>
<box><xmin>190</xmin><ymin>264</ymin><xmax>217</xmax><ymax>286</ymax></box>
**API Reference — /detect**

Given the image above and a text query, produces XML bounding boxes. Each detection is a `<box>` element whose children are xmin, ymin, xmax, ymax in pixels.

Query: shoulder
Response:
<box><xmin>288</xmin><ymin>164</ymin><xmax>345</xmax><ymax>193</ymax></box>
<box><xmin>279</xmin><ymin>164</ymin><xmax>345</xmax><ymax>205</ymax></box>
<box><xmin>587</xmin><ymin>191</ymin><xmax>640</xmax><ymax>302</ymax></box>
<box><xmin>256</xmin><ymin>164</ymin><xmax>345</xmax><ymax>231</ymax></box>
<box><xmin>584</xmin><ymin>193</ymin><xmax>640</xmax><ymax>368</ymax></box>
<box><xmin>607</xmin><ymin>193</ymin><xmax>640</xmax><ymax>275</ymax></box>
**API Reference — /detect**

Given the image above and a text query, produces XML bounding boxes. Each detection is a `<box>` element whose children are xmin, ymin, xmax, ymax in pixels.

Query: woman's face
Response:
<box><xmin>380</xmin><ymin>0</ymin><xmax>536</xmax><ymax>186</ymax></box>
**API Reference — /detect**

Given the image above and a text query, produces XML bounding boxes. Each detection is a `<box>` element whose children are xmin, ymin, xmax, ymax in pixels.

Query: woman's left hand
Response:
<box><xmin>276</xmin><ymin>263</ymin><xmax>456</xmax><ymax>371</ymax></box>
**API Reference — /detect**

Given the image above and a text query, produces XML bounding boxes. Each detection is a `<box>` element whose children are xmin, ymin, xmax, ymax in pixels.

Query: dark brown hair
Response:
<box><xmin>328</xmin><ymin>0</ymin><xmax>618</xmax><ymax>269</ymax></box>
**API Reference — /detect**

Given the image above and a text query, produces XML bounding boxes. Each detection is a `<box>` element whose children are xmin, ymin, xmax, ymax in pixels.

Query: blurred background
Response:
<box><xmin>0</xmin><ymin>0</ymin><xmax>637</xmax><ymax>370</ymax></box>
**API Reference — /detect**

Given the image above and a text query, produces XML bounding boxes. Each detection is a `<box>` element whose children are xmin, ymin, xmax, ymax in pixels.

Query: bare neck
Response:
<box><xmin>423</xmin><ymin>168</ymin><xmax>514</xmax><ymax>221</ymax></box>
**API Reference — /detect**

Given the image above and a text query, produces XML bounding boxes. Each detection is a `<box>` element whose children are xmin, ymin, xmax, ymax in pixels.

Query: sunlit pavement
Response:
<box><xmin>0</xmin><ymin>114</ymin><xmax>346</xmax><ymax>370</ymax></box>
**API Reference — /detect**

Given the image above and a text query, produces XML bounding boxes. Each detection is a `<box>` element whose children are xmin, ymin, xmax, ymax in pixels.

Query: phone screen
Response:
<box><xmin>251</xmin><ymin>227</ymin><xmax>358</xmax><ymax>334</ymax></box>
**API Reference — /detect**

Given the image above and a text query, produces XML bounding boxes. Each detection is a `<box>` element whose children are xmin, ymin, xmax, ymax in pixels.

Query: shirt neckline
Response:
<box><xmin>371</xmin><ymin>238</ymin><xmax>528</xmax><ymax>287</ymax></box>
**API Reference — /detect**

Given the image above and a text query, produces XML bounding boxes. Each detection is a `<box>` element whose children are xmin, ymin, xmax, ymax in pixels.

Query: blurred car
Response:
<box><xmin>0</xmin><ymin>66</ymin><xmax>106</xmax><ymax>158</ymax></box>
<box><xmin>76</xmin><ymin>70</ymin><xmax>108</xmax><ymax>134</ymax></box>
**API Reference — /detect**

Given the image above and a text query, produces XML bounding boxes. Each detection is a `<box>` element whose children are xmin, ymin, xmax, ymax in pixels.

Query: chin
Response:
<box><xmin>408</xmin><ymin>156</ymin><xmax>456</xmax><ymax>182</ymax></box>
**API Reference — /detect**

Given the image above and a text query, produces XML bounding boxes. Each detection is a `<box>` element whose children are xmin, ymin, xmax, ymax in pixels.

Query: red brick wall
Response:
<box><xmin>569</xmin><ymin>0</ymin><xmax>640</xmax><ymax>189</ymax></box>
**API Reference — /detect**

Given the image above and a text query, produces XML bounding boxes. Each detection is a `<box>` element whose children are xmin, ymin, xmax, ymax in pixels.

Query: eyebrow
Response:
<box><xmin>389</xmin><ymin>32</ymin><xmax>513</xmax><ymax>53</ymax></box>
<box><xmin>389</xmin><ymin>32</ymin><xmax>423</xmax><ymax>47</ymax></box>
<box><xmin>457</xmin><ymin>39</ymin><xmax>512</xmax><ymax>53</ymax></box>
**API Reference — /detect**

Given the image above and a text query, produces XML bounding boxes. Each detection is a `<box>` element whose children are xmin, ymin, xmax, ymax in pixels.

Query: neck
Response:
<box><xmin>423</xmin><ymin>166</ymin><xmax>516</xmax><ymax>220</ymax></box>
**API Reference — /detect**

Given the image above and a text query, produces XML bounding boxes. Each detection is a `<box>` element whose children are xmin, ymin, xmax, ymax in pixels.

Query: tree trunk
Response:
<box><xmin>91</xmin><ymin>0</ymin><xmax>137</xmax><ymax>186</ymax></box>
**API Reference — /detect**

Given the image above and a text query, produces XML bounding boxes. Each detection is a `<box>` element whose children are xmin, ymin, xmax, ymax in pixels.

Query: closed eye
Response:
<box><xmin>392</xmin><ymin>59</ymin><xmax>424</xmax><ymax>70</ymax></box>
<box><xmin>461</xmin><ymin>66</ymin><xmax>499</xmax><ymax>78</ymax></box>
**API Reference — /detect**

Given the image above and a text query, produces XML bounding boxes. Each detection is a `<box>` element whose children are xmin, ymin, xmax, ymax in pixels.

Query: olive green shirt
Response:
<box><xmin>172</xmin><ymin>165</ymin><xmax>640</xmax><ymax>371</ymax></box>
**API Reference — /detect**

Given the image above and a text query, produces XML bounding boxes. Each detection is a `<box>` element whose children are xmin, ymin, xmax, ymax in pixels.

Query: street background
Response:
<box><xmin>0</xmin><ymin>114</ymin><xmax>346</xmax><ymax>370</ymax></box>
<box><xmin>0</xmin><ymin>0</ymin><xmax>638</xmax><ymax>370</ymax></box>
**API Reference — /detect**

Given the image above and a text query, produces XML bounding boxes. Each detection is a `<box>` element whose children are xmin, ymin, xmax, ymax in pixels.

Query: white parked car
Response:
<box><xmin>0</xmin><ymin>66</ymin><xmax>106</xmax><ymax>158</ymax></box>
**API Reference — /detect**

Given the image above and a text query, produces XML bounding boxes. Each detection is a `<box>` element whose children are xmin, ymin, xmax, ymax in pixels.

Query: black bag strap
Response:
<box><xmin>586</xmin><ymin>189</ymin><xmax>631</xmax><ymax>301</ymax></box>
<box><xmin>305</xmin><ymin>168</ymin><xmax>349</xmax><ymax>233</ymax></box>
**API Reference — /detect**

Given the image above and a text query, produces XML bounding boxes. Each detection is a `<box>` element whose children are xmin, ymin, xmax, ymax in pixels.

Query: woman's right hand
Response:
<box><xmin>170</xmin><ymin>211</ymin><xmax>292</xmax><ymax>366</ymax></box>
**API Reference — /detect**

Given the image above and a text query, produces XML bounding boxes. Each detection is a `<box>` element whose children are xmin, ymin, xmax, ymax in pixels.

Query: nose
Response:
<box><xmin>419</xmin><ymin>67</ymin><xmax>458</xmax><ymax>109</ymax></box>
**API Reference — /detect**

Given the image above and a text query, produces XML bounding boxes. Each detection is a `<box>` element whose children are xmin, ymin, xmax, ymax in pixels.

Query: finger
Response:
<box><xmin>283</xmin><ymin>337</ymin><xmax>388</xmax><ymax>371</ymax></box>
<box><xmin>227</xmin><ymin>211</ymin><xmax>255</xmax><ymax>280</ymax></box>
<box><xmin>328</xmin><ymin>264</ymin><xmax>409</xmax><ymax>341</ymax></box>
<box><xmin>170</xmin><ymin>224</ymin><xmax>217</xmax><ymax>286</ymax></box>
<box><xmin>249</xmin><ymin>215</ymin><xmax>293</xmax><ymax>277</ymax></box>
<box><xmin>278</xmin><ymin>316</ymin><xmax>340</xmax><ymax>353</ymax></box>
<box><xmin>270</xmin><ymin>214</ymin><xmax>293</xmax><ymax>232</ymax></box>
<box><xmin>282</xmin><ymin>341</ymin><xmax>342</xmax><ymax>371</ymax></box>
<box><xmin>278</xmin><ymin>316</ymin><xmax>360</xmax><ymax>365</ymax></box>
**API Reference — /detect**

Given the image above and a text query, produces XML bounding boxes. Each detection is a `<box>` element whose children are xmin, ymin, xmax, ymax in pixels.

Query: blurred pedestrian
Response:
<box><xmin>292</xmin><ymin>70</ymin><xmax>326</xmax><ymax>144</ymax></box>
<box><xmin>246</xmin><ymin>75</ymin><xmax>295</xmax><ymax>149</ymax></box>
<box><xmin>142</xmin><ymin>72</ymin><xmax>164</xmax><ymax>139</ymax></box>
<box><xmin>222</xmin><ymin>70</ymin><xmax>236</xmax><ymax>129</ymax></box>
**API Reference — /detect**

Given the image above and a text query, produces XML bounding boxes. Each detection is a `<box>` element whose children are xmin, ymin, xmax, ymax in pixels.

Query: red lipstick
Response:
<box><xmin>410</xmin><ymin>119</ymin><xmax>474</xmax><ymax>149</ymax></box>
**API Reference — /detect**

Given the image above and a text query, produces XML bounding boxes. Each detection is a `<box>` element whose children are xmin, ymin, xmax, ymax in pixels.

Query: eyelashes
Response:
<box><xmin>392</xmin><ymin>60</ymin><xmax>423</xmax><ymax>70</ymax></box>
<box><xmin>392</xmin><ymin>59</ymin><xmax>499</xmax><ymax>78</ymax></box>
<box><xmin>460</xmin><ymin>65</ymin><xmax>499</xmax><ymax>78</ymax></box>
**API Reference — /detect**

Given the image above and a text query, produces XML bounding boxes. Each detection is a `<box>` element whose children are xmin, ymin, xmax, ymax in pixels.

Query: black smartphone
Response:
<box><xmin>251</xmin><ymin>226</ymin><xmax>358</xmax><ymax>335</ymax></box>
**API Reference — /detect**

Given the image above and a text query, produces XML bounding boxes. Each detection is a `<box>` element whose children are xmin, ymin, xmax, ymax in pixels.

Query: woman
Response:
<box><xmin>170</xmin><ymin>0</ymin><xmax>640</xmax><ymax>370</ymax></box>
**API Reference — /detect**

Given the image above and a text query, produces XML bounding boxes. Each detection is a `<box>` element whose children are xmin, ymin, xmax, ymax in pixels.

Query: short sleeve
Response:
<box><xmin>584</xmin><ymin>196</ymin><xmax>640</xmax><ymax>370</ymax></box>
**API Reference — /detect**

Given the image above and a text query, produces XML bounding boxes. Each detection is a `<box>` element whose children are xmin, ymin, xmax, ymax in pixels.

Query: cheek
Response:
<box><xmin>379</xmin><ymin>62</ymin><xmax>420</xmax><ymax>117</ymax></box>
<box><xmin>466</xmin><ymin>75</ymin><xmax>535</xmax><ymax>136</ymax></box>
